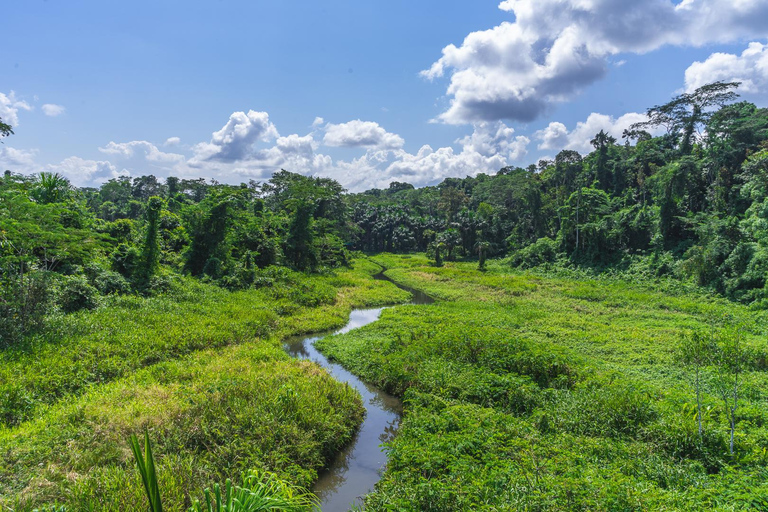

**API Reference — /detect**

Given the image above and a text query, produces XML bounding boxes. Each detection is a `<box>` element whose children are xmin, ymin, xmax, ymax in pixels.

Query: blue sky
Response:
<box><xmin>2</xmin><ymin>0</ymin><xmax>767</xmax><ymax>191</ymax></box>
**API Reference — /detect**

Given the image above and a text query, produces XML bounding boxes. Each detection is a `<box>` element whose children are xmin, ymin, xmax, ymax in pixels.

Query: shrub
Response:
<box><xmin>0</xmin><ymin>268</ymin><xmax>53</xmax><ymax>345</ymax></box>
<box><xmin>93</xmin><ymin>270</ymin><xmax>130</xmax><ymax>295</ymax></box>
<box><xmin>510</xmin><ymin>237</ymin><xmax>559</xmax><ymax>269</ymax></box>
<box><xmin>202</xmin><ymin>257</ymin><xmax>224</xmax><ymax>279</ymax></box>
<box><xmin>59</xmin><ymin>276</ymin><xmax>100</xmax><ymax>313</ymax></box>
<box><xmin>111</xmin><ymin>243</ymin><xmax>141</xmax><ymax>279</ymax></box>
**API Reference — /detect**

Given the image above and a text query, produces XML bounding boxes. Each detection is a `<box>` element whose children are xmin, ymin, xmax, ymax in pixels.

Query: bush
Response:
<box><xmin>84</xmin><ymin>262</ymin><xmax>130</xmax><ymax>295</ymax></box>
<box><xmin>93</xmin><ymin>270</ymin><xmax>130</xmax><ymax>295</ymax></box>
<box><xmin>0</xmin><ymin>268</ymin><xmax>53</xmax><ymax>345</ymax></box>
<box><xmin>510</xmin><ymin>237</ymin><xmax>559</xmax><ymax>269</ymax></box>
<box><xmin>59</xmin><ymin>276</ymin><xmax>100</xmax><ymax>313</ymax></box>
<box><xmin>111</xmin><ymin>243</ymin><xmax>141</xmax><ymax>279</ymax></box>
<box><xmin>202</xmin><ymin>257</ymin><xmax>224</xmax><ymax>279</ymax></box>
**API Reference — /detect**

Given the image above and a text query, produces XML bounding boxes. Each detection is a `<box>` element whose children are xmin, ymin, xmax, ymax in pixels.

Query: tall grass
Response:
<box><xmin>0</xmin><ymin>259</ymin><xmax>406</xmax><ymax>511</ymax></box>
<box><xmin>0</xmin><ymin>261</ymin><xmax>407</xmax><ymax>426</ymax></box>
<box><xmin>318</xmin><ymin>254</ymin><xmax>768</xmax><ymax>510</ymax></box>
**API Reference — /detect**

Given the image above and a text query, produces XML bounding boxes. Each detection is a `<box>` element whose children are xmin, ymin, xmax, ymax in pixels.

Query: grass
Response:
<box><xmin>0</xmin><ymin>259</ymin><xmax>409</xmax><ymax>511</ymax></box>
<box><xmin>0</xmin><ymin>259</ymin><xmax>408</xmax><ymax>426</ymax></box>
<box><xmin>317</xmin><ymin>254</ymin><xmax>768</xmax><ymax>510</ymax></box>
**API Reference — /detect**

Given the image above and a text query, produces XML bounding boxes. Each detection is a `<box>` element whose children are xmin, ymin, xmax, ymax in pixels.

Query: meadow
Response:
<box><xmin>0</xmin><ymin>260</ymin><xmax>408</xmax><ymax>511</ymax></box>
<box><xmin>317</xmin><ymin>254</ymin><xmax>768</xmax><ymax>511</ymax></box>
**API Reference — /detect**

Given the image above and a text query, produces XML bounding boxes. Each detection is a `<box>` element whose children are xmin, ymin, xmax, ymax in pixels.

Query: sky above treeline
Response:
<box><xmin>2</xmin><ymin>0</ymin><xmax>768</xmax><ymax>191</ymax></box>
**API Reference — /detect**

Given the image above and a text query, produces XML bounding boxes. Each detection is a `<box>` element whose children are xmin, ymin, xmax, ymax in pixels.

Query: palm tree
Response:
<box><xmin>33</xmin><ymin>172</ymin><xmax>71</xmax><ymax>204</ymax></box>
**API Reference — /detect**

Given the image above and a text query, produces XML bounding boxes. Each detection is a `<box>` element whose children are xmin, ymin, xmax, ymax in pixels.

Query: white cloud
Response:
<box><xmin>99</xmin><ymin>140</ymin><xmax>185</xmax><ymax>163</ymax></box>
<box><xmin>685</xmin><ymin>42</ymin><xmax>768</xmax><ymax>94</ymax></box>
<box><xmin>322</xmin><ymin>120</ymin><xmax>405</xmax><ymax>150</ymax></box>
<box><xmin>535</xmin><ymin>122</ymin><xmax>570</xmax><ymax>151</ymax></box>
<box><xmin>192</xmin><ymin>110</ymin><xmax>279</xmax><ymax>163</ymax></box>
<box><xmin>535</xmin><ymin>112</ymin><xmax>653</xmax><ymax>153</ymax></box>
<box><xmin>425</xmin><ymin>0</ymin><xmax>768</xmax><ymax>124</ymax></box>
<box><xmin>41</xmin><ymin>104</ymin><xmax>66</xmax><ymax>117</ymax></box>
<box><xmin>164</xmin><ymin>136</ymin><xmax>181</xmax><ymax>146</ymax></box>
<box><xmin>324</xmin><ymin>121</ymin><xmax>529</xmax><ymax>190</ymax></box>
<box><xmin>457</xmin><ymin>121</ymin><xmax>529</xmax><ymax>161</ymax></box>
<box><xmin>0</xmin><ymin>146</ymin><xmax>37</xmax><ymax>168</ymax></box>
<box><xmin>1</xmin><ymin>109</ymin><xmax>526</xmax><ymax>193</ymax></box>
<box><xmin>47</xmin><ymin>157</ymin><xmax>121</xmax><ymax>187</ymax></box>
<box><xmin>0</xmin><ymin>91</ymin><xmax>32</xmax><ymax>126</ymax></box>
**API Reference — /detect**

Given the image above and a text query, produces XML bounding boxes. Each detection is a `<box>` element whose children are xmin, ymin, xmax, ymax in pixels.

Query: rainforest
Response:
<box><xmin>3</xmin><ymin>83</ymin><xmax>768</xmax><ymax>511</ymax></box>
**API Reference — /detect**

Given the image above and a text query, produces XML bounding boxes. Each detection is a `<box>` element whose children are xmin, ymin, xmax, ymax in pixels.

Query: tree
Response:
<box><xmin>284</xmin><ymin>197</ymin><xmax>317</xmax><ymax>271</ymax></box>
<box><xmin>591</xmin><ymin>130</ymin><xmax>617</xmax><ymax>191</ymax></box>
<box><xmin>32</xmin><ymin>172</ymin><xmax>71</xmax><ymax>204</ymax></box>
<box><xmin>184</xmin><ymin>196</ymin><xmax>232</xmax><ymax>276</ymax></box>
<box><xmin>136</xmin><ymin>196</ymin><xmax>164</xmax><ymax>288</ymax></box>
<box><xmin>632</xmin><ymin>81</ymin><xmax>741</xmax><ymax>155</ymax></box>
<box><xmin>678</xmin><ymin>330</ymin><xmax>716</xmax><ymax>443</ymax></box>
<box><xmin>0</xmin><ymin>116</ymin><xmax>13</xmax><ymax>142</ymax></box>
<box><xmin>712</xmin><ymin>325</ymin><xmax>748</xmax><ymax>456</ymax></box>
<box><xmin>476</xmin><ymin>240</ymin><xmax>489</xmax><ymax>271</ymax></box>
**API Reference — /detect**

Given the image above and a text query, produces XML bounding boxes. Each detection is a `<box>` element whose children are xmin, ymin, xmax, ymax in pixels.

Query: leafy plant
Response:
<box><xmin>129</xmin><ymin>432</ymin><xmax>164</xmax><ymax>512</ymax></box>
<box><xmin>189</xmin><ymin>472</ymin><xmax>318</xmax><ymax>512</ymax></box>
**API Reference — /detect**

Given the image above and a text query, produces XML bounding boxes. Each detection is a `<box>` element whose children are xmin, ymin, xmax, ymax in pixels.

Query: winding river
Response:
<box><xmin>284</xmin><ymin>272</ymin><xmax>433</xmax><ymax>511</ymax></box>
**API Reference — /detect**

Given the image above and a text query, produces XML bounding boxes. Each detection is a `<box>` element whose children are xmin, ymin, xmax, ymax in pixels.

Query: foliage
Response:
<box><xmin>58</xmin><ymin>275</ymin><xmax>100</xmax><ymax>313</ymax></box>
<box><xmin>129</xmin><ymin>432</ymin><xmax>164</xmax><ymax>512</ymax></box>
<box><xmin>189</xmin><ymin>472</ymin><xmax>317</xmax><ymax>512</ymax></box>
<box><xmin>319</xmin><ymin>255</ymin><xmax>768</xmax><ymax>510</ymax></box>
<box><xmin>0</xmin><ymin>116</ymin><xmax>13</xmax><ymax>141</ymax></box>
<box><xmin>0</xmin><ymin>261</ymin><xmax>406</xmax><ymax>510</ymax></box>
<box><xmin>509</xmin><ymin>237</ymin><xmax>559</xmax><ymax>268</ymax></box>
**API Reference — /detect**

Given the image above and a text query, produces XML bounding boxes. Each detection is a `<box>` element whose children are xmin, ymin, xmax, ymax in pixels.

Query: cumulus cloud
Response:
<box><xmin>48</xmin><ymin>157</ymin><xmax>122</xmax><ymax>187</ymax></box>
<box><xmin>1</xmin><ymin>109</ymin><xmax>530</xmax><ymax>193</ymax></box>
<box><xmin>0</xmin><ymin>91</ymin><xmax>32</xmax><ymax>126</ymax></box>
<box><xmin>99</xmin><ymin>140</ymin><xmax>185</xmax><ymax>163</ymax></box>
<box><xmin>0</xmin><ymin>149</ymin><xmax>123</xmax><ymax>187</ymax></box>
<box><xmin>457</xmin><ymin>121</ymin><xmax>530</xmax><ymax>161</ymax></box>
<box><xmin>685</xmin><ymin>42</ymin><xmax>768</xmax><ymax>94</ymax></box>
<box><xmin>535</xmin><ymin>112</ymin><xmax>653</xmax><ymax>153</ymax></box>
<box><xmin>0</xmin><ymin>146</ymin><xmax>37</xmax><ymax>168</ymax></box>
<box><xmin>322</xmin><ymin>120</ymin><xmax>405</xmax><ymax>150</ymax></box>
<box><xmin>164</xmin><ymin>136</ymin><xmax>181</xmax><ymax>146</ymax></box>
<box><xmin>425</xmin><ymin>0</ymin><xmax>768</xmax><ymax>124</ymax></box>
<box><xmin>41</xmin><ymin>104</ymin><xmax>65</xmax><ymax>117</ymax></box>
<box><xmin>324</xmin><ymin>121</ymin><xmax>529</xmax><ymax>190</ymax></box>
<box><xmin>192</xmin><ymin>110</ymin><xmax>279</xmax><ymax>163</ymax></box>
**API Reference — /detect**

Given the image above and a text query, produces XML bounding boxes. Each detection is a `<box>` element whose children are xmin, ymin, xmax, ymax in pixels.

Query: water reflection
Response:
<box><xmin>283</xmin><ymin>273</ymin><xmax>433</xmax><ymax>512</ymax></box>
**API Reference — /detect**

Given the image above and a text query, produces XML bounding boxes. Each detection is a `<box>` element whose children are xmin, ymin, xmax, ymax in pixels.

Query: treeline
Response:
<box><xmin>0</xmin><ymin>168</ymin><xmax>353</xmax><ymax>343</ymax></box>
<box><xmin>2</xmin><ymin>81</ymin><xmax>768</xmax><ymax>342</ymax></box>
<box><xmin>351</xmin><ymin>82</ymin><xmax>768</xmax><ymax>302</ymax></box>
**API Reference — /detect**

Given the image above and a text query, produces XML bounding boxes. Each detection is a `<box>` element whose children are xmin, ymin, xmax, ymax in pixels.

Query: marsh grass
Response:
<box><xmin>319</xmin><ymin>254</ymin><xmax>768</xmax><ymax>510</ymax></box>
<box><xmin>0</xmin><ymin>259</ymin><xmax>406</xmax><ymax>511</ymax></box>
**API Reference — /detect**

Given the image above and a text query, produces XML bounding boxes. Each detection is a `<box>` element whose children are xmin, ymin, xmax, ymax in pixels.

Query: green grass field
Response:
<box><xmin>317</xmin><ymin>254</ymin><xmax>768</xmax><ymax>511</ymax></box>
<box><xmin>0</xmin><ymin>260</ymin><xmax>408</xmax><ymax>511</ymax></box>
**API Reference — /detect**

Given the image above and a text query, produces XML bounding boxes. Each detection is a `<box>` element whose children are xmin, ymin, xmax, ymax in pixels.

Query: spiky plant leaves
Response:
<box><xmin>188</xmin><ymin>471</ymin><xmax>318</xmax><ymax>512</ymax></box>
<box><xmin>129</xmin><ymin>432</ymin><xmax>164</xmax><ymax>512</ymax></box>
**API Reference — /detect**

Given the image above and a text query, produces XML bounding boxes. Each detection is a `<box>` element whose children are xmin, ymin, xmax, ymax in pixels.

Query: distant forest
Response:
<box><xmin>3</xmin><ymin>81</ymin><xmax>768</xmax><ymax>340</ymax></box>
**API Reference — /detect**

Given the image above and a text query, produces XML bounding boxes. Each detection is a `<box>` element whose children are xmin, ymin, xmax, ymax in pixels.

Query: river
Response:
<box><xmin>283</xmin><ymin>272</ymin><xmax>433</xmax><ymax>511</ymax></box>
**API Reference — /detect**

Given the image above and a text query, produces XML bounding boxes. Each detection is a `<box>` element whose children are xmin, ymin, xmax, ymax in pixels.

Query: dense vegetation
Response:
<box><xmin>2</xmin><ymin>80</ymin><xmax>768</xmax><ymax>510</ymax></box>
<box><xmin>349</xmin><ymin>82</ymin><xmax>768</xmax><ymax>305</ymax></box>
<box><xmin>319</xmin><ymin>254</ymin><xmax>768</xmax><ymax>510</ymax></box>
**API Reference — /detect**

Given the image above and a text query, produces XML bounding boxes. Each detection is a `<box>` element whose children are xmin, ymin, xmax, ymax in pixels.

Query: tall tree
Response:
<box><xmin>632</xmin><ymin>81</ymin><xmax>741</xmax><ymax>155</ymax></box>
<box><xmin>136</xmin><ymin>196</ymin><xmax>164</xmax><ymax>288</ymax></box>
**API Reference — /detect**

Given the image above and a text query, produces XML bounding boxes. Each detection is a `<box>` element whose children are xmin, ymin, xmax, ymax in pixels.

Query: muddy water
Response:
<box><xmin>284</xmin><ymin>273</ymin><xmax>433</xmax><ymax>511</ymax></box>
